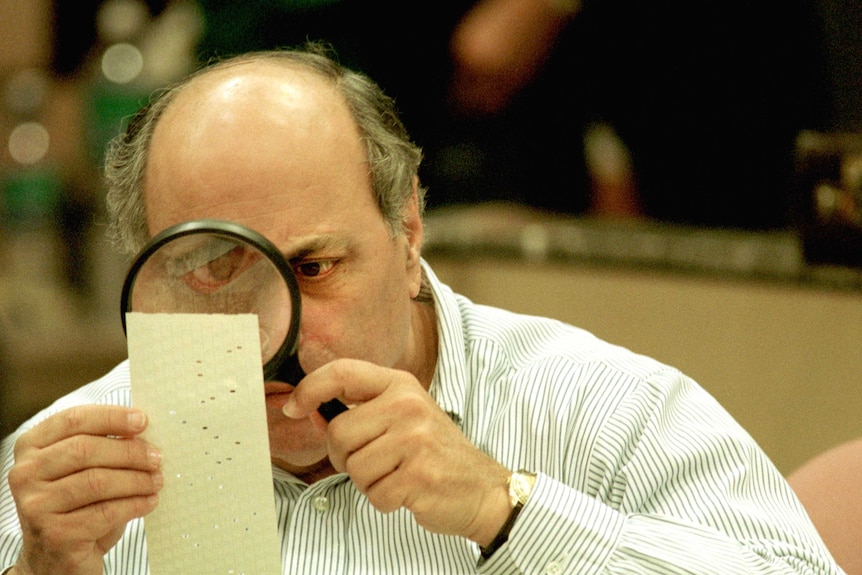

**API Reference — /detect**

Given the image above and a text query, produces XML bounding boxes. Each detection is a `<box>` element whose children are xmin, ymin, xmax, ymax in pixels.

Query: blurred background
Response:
<box><xmin>1</xmin><ymin>0</ymin><xmax>861</xmax><ymax>473</ymax></box>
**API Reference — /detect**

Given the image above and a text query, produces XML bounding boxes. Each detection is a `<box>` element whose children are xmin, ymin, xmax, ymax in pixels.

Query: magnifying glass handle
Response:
<box><xmin>317</xmin><ymin>398</ymin><xmax>348</xmax><ymax>421</ymax></box>
<box><xmin>277</xmin><ymin>359</ymin><xmax>348</xmax><ymax>422</ymax></box>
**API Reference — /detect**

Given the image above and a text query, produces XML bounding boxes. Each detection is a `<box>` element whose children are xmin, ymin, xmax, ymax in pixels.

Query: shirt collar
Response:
<box><xmin>422</xmin><ymin>260</ymin><xmax>468</xmax><ymax>425</ymax></box>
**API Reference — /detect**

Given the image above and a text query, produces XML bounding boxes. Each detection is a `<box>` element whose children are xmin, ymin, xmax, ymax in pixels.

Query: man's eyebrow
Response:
<box><xmin>282</xmin><ymin>234</ymin><xmax>349</xmax><ymax>260</ymax></box>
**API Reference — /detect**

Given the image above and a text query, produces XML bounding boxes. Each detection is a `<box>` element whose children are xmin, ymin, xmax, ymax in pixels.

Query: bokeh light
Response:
<box><xmin>8</xmin><ymin>121</ymin><xmax>50</xmax><ymax>165</ymax></box>
<box><xmin>101</xmin><ymin>42</ymin><xmax>144</xmax><ymax>84</ymax></box>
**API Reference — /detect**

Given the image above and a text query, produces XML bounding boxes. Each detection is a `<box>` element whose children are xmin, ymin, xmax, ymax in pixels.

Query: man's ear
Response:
<box><xmin>403</xmin><ymin>177</ymin><xmax>424</xmax><ymax>298</ymax></box>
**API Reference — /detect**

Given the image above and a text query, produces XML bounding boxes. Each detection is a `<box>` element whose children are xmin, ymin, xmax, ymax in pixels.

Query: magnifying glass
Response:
<box><xmin>120</xmin><ymin>219</ymin><xmax>347</xmax><ymax>422</ymax></box>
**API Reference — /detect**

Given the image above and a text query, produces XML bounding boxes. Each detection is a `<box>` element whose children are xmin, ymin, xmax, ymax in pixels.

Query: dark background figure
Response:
<box><xmin>51</xmin><ymin>0</ymin><xmax>845</xmax><ymax>230</ymax></box>
<box><xmin>191</xmin><ymin>0</ymin><xmax>835</xmax><ymax>230</ymax></box>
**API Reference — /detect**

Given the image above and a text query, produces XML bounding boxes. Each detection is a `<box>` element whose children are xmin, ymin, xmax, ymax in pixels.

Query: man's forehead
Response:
<box><xmin>142</xmin><ymin>56</ymin><xmax>375</xmax><ymax>238</ymax></box>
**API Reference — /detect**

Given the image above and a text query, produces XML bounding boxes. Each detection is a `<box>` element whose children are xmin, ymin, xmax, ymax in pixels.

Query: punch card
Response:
<box><xmin>127</xmin><ymin>312</ymin><xmax>281</xmax><ymax>575</ymax></box>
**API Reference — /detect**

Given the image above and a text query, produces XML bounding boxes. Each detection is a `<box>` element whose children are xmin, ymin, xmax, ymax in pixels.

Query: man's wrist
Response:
<box><xmin>479</xmin><ymin>470</ymin><xmax>537</xmax><ymax>560</ymax></box>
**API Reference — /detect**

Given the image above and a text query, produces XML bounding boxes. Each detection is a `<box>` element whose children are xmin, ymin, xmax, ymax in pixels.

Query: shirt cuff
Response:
<box><xmin>478</xmin><ymin>473</ymin><xmax>625</xmax><ymax>574</ymax></box>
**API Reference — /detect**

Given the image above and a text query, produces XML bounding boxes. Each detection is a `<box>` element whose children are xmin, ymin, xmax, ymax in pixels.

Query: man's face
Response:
<box><xmin>142</xmin><ymin>62</ymin><xmax>424</xmax><ymax>473</ymax></box>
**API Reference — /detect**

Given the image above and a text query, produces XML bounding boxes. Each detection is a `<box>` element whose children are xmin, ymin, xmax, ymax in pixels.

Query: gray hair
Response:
<box><xmin>104</xmin><ymin>43</ymin><xmax>426</xmax><ymax>255</ymax></box>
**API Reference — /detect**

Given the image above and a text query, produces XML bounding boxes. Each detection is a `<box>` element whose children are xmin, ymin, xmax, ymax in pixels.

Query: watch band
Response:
<box><xmin>480</xmin><ymin>499</ymin><xmax>524</xmax><ymax>560</ymax></box>
<box><xmin>480</xmin><ymin>470</ymin><xmax>536</xmax><ymax>560</ymax></box>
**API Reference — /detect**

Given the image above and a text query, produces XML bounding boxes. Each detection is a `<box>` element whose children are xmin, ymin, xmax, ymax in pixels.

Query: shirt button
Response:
<box><xmin>545</xmin><ymin>561</ymin><xmax>563</xmax><ymax>575</ymax></box>
<box><xmin>311</xmin><ymin>495</ymin><xmax>330</xmax><ymax>512</ymax></box>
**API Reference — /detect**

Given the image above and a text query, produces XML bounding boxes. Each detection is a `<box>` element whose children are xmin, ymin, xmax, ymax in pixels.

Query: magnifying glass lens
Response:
<box><xmin>128</xmin><ymin>232</ymin><xmax>292</xmax><ymax>366</ymax></box>
<box><xmin>122</xmin><ymin>220</ymin><xmax>346</xmax><ymax>421</ymax></box>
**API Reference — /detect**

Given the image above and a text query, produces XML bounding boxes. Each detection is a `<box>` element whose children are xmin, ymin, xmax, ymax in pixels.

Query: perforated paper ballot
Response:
<box><xmin>127</xmin><ymin>312</ymin><xmax>281</xmax><ymax>575</ymax></box>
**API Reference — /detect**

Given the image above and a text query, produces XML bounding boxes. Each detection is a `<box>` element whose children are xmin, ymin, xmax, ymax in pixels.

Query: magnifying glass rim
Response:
<box><xmin>120</xmin><ymin>219</ymin><xmax>302</xmax><ymax>380</ymax></box>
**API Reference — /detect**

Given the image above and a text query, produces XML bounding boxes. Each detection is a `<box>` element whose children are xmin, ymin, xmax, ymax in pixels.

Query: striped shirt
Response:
<box><xmin>0</xmin><ymin>262</ymin><xmax>840</xmax><ymax>574</ymax></box>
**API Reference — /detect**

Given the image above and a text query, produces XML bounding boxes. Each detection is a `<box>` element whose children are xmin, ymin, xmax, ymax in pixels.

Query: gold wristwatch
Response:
<box><xmin>508</xmin><ymin>470</ymin><xmax>537</xmax><ymax>507</ymax></box>
<box><xmin>480</xmin><ymin>470</ymin><xmax>537</xmax><ymax>560</ymax></box>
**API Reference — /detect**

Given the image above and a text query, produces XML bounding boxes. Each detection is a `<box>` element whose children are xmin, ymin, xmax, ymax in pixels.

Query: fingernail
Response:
<box><xmin>128</xmin><ymin>411</ymin><xmax>147</xmax><ymax>431</ymax></box>
<box><xmin>282</xmin><ymin>398</ymin><xmax>299</xmax><ymax>419</ymax></box>
<box><xmin>148</xmin><ymin>448</ymin><xmax>162</xmax><ymax>469</ymax></box>
<box><xmin>151</xmin><ymin>471</ymin><xmax>164</xmax><ymax>489</ymax></box>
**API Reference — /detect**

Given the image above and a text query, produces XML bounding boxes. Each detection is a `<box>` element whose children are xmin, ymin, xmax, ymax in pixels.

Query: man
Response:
<box><xmin>0</xmin><ymin>45</ymin><xmax>841</xmax><ymax>574</ymax></box>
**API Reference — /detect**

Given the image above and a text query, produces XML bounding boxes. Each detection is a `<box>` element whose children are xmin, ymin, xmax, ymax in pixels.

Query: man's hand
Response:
<box><xmin>283</xmin><ymin>359</ymin><xmax>513</xmax><ymax>546</ymax></box>
<box><xmin>8</xmin><ymin>405</ymin><xmax>163</xmax><ymax>575</ymax></box>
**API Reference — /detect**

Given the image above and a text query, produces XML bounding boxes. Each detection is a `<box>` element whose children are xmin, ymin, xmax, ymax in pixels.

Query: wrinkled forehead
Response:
<box><xmin>141</xmin><ymin>59</ymin><xmax>374</xmax><ymax>236</ymax></box>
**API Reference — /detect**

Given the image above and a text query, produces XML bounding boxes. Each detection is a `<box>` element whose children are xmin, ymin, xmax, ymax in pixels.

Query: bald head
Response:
<box><xmin>144</xmin><ymin>60</ymin><xmax>370</xmax><ymax>235</ymax></box>
<box><xmin>104</xmin><ymin>46</ymin><xmax>425</xmax><ymax>255</ymax></box>
<box><xmin>153</xmin><ymin>57</ymin><xmax>351</xmax><ymax>152</ymax></box>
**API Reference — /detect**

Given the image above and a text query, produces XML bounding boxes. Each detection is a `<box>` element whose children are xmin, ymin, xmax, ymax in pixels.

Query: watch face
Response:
<box><xmin>510</xmin><ymin>472</ymin><xmax>536</xmax><ymax>505</ymax></box>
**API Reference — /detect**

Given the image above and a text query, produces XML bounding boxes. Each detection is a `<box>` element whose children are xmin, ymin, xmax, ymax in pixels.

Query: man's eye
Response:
<box><xmin>178</xmin><ymin>245</ymin><xmax>259</xmax><ymax>294</ymax></box>
<box><xmin>295</xmin><ymin>260</ymin><xmax>335</xmax><ymax>278</ymax></box>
